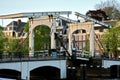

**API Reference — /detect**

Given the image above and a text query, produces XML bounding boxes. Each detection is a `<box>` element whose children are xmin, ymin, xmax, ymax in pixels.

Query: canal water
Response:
<box><xmin>0</xmin><ymin>78</ymin><xmax>16</xmax><ymax>80</ymax></box>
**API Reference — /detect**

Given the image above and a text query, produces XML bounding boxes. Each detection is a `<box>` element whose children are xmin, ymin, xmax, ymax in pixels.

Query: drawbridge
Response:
<box><xmin>0</xmin><ymin>11</ymin><xmax>111</xmax><ymax>61</ymax></box>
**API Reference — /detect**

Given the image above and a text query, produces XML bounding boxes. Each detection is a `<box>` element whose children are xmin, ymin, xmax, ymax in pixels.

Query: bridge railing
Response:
<box><xmin>0</xmin><ymin>51</ymin><xmax>66</xmax><ymax>62</ymax></box>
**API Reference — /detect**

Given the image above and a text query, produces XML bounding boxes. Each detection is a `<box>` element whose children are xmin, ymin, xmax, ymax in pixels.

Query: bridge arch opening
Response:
<box><xmin>72</xmin><ymin>29</ymin><xmax>86</xmax><ymax>34</ymax></box>
<box><xmin>30</xmin><ymin>66</ymin><xmax>60</xmax><ymax>80</ymax></box>
<box><xmin>72</xmin><ymin>29</ymin><xmax>88</xmax><ymax>51</ymax></box>
<box><xmin>0</xmin><ymin>69</ymin><xmax>21</xmax><ymax>79</ymax></box>
<box><xmin>29</xmin><ymin>17</ymin><xmax>56</xmax><ymax>57</ymax></box>
<box><xmin>33</xmin><ymin>25</ymin><xmax>51</xmax><ymax>56</ymax></box>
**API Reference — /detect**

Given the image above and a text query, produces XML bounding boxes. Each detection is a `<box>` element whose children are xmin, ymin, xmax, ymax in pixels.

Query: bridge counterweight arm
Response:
<box><xmin>0</xmin><ymin>11</ymin><xmax>72</xmax><ymax>19</ymax></box>
<box><xmin>56</xmin><ymin>15</ymin><xmax>77</xmax><ymax>23</ymax></box>
<box><xmin>75</xmin><ymin>12</ymin><xmax>111</xmax><ymax>28</ymax></box>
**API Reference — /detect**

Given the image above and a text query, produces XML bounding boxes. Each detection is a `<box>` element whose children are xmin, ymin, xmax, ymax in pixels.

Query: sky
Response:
<box><xmin>0</xmin><ymin>0</ymin><xmax>120</xmax><ymax>26</ymax></box>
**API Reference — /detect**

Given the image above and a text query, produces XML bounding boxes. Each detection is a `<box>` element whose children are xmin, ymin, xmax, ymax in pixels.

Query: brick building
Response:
<box><xmin>3</xmin><ymin>20</ymin><xmax>26</xmax><ymax>39</ymax></box>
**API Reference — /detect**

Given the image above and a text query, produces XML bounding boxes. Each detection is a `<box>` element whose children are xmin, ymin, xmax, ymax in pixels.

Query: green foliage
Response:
<box><xmin>8</xmin><ymin>39</ymin><xmax>19</xmax><ymax>52</ymax></box>
<box><xmin>0</xmin><ymin>25</ymin><xmax>3</xmax><ymax>30</ymax></box>
<box><xmin>24</xmin><ymin>22</ymin><xmax>29</xmax><ymax>32</ymax></box>
<box><xmin>22</xmin><ymin>38</ymin><xmax>29</xmax><ymax>53</ymax></box>
<box><xmin>0</xmin><ymin>25</ymin><xmax>8</xmax><ymax>52</ymax></box>
<box><xmin>34</xmin><ymin>25</ymin><xmax>50</xmax><ymax>51</ymax></box>
<box><xmin>84</xmin><ymin>39</ymin><xmax>90</xmax><ymax>52</ymax></box>
<box><xmin>24</xmin><ymin>23</ymin><xmax>51</xmax><ymax>51</ymax></box>
<box><xmin>8</xmin><ymin>38</ymin><xmax>29</xmax><ymax>54</ymax></box>
<box><xmin>102</xmin><ymin>21</ymin><xmax>120</xmax><ymax>57</ymax></box>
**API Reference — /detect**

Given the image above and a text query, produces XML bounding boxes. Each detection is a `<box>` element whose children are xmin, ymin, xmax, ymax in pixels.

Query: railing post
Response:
<box><xmin>80</xmin><ymin>64</ymin><xmax>87</xmax><ymax>80</ymax></box>
<box><xmin>0</xmin><ymin>53</ymin><xmax>2</xmax><ymax>61</ymax></box>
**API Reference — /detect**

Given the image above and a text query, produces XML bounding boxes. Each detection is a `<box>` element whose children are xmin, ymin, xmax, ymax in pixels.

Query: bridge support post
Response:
<box><xmin>68</xmin><ymin>32</ymin><xmax>72</xmax><ymax>55</ymax></box>
<box><xmin>29</xmin><ymin>18</ymin><xmax>34</xmax><ymax>57</ymax></box>
<box><xmin>51</xmin><ymin>17</ymin><xmax>56</xmax><ymax>49</ymax></box>
<box><xmin>60</xmin><ymin>60</ymin><xmax>67</xmax><ymax>79</ymax></box>
<box><xmin>80</xmin><ymin>64</ymin><xmax>87</xmax><ymax>80</ymax></box>
<box><xmin>21</xmin><ymin>62</ymin><xmax>30</xmax><ymax>80</ymax></box>
<box><xmin>90</xmin><ymin>23</ymin><xmax>94</xmax><ymax>57</ymax></box>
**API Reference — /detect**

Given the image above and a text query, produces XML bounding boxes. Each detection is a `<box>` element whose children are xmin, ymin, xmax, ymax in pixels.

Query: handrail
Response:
<box><xmin>0</xmin><ymin>52</ymin><xmax>65</xmax><ymax>62</ymax></box>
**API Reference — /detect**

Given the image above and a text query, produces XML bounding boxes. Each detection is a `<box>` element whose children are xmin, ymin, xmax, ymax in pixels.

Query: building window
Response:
<box><xmin>73</xmin><ymin>30</ymin><xmax>80</xmax><ymax>34</ymax></box>
<box><xmin>13</xmin><ymin>32</ymin><xmax>16</xmax><ymax>37</ymax></box>
<box><xmin>13</xmin><ymin>27</ymin><xmax>17</xmax><ymax>31</ymax></box>
<box><xmin>82</xmin><ymin>30</ymin><xmax>86</xmax><ymax>33</ymax></box>
<box><xmin>99</xmin><ymin>28</ymin><xmax>103</xmax><ymax>32</ymax></box>
<box><xmin>9</xmin><ymin>27</ymin><xmax>12</xmax><ymax>30</ymax></box>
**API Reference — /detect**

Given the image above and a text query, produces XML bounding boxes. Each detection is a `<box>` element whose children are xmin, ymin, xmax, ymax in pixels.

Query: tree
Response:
<box><xmin>86</xmin><ymin>9</ymin><xmax>108</xmax><ymax>21</ymax></box>
<box><xmin>34</xmin><ymin>25</ymin><xmax>50</xmax><ymax>51</ymax></box>
<box><xmin>95</xmin><ymin>0</ymin><xmax>120</xmax><ymax>20</ymax></box>
<box><xmin>8</xmin><ymin>39</ymin><xmax>19</xmax><ymax>52</ymax></box>
<box><xmin>24</xmin><ymin>22</ymin><xmax>29</xmax><ymax>32</ymax></box>
<box><xmin>102</xmin><ymin>21</ymin><xmax>120</xmax><ymax>58</ymax></box>
<box><xmin>6</xmin><ymin>22</ymin><xmax>29</xmax><ymax>54</ymax></box>
<box><xmin>0</xmin><ymin>25</ymin><xmax>3</xmax><ymax>30</ymax></box>
<box><xmin>84</xmin><ymin>39</ymin><xmax>90</xmax><ymax>51</ymax></box>
<box><xmin>0</xmin><ymin>25</ymin><xmax>8</xmax><ymax>53</ymax></box>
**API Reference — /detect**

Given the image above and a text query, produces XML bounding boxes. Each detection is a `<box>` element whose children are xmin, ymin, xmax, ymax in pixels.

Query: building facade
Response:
<box><xmin>3</xmin><ymin>19</ymin><xmax>26</xmax><ymax>39</ymax></box>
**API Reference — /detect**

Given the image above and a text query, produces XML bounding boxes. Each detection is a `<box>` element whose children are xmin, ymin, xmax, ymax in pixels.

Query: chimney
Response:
<box><xmin>17</xmin><ymin>19</ymin><xmax>21</xmax><ymax>31</ymax></box>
